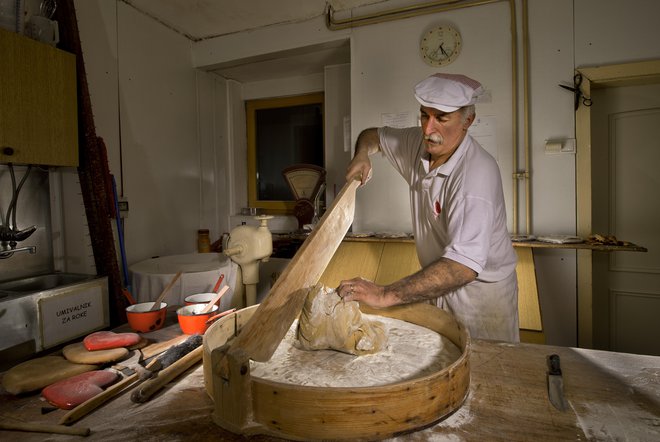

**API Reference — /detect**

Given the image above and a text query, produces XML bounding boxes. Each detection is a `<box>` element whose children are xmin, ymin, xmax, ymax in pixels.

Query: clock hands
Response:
<box><xmin>431</xmin><ymin>42</ymin><xmax>450</xmax><ymax>61</ymax></box>
<box><xmin>439</xmin><ymin>43</ymin><xmax>449</xmax><ymax>58</ymax></box>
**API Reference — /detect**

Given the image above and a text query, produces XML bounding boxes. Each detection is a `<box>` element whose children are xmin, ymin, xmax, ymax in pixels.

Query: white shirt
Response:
<box><xmin>378</xmin><ymin>126</ymin><xmax>519</xmax><ymax>341</ymax></box>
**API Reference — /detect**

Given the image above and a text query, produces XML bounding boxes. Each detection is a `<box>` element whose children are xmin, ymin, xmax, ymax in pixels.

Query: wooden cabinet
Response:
<box><xmin>319</xmin><ymin>240</ymin><xmax>421</xmax><ymax>287</ymax></box>
<box><xmin>0</xmin><ymin>28</ymin><xmax>77</xmax><ymax>166</ymax></box>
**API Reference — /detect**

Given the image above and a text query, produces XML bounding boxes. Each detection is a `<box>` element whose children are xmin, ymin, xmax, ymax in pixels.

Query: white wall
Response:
<box><xmin>350</xmin><ymin>2</ymin><xmax>515</xmax><ymax>233</ymax></box>
<box><xmin>75</xmin><ymin>0</ymin><xmax>201</xmax><ymax>267</ymax></box>
<box><xmin>73</xmin><ymin>0</ymin><xmax>660</xmax><ymax>347</ymax></box>
<box><xmin>324</xmin><ymin>63</ymin><xmax>352</xmax><ymax>206</ymax></box>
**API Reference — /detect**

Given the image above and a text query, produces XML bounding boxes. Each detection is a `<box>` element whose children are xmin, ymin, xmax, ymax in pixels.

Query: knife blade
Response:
<box><xmin>547</xmin><ymin>354</ymin><xmax>569</xmax><ymax>411</ymax></box>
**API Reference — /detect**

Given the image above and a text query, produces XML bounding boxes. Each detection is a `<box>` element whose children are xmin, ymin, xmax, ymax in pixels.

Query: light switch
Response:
<box><xmin>561</xmin><ymin>138</ymin><xmax>576</xmax><ymax>153</ymax></box>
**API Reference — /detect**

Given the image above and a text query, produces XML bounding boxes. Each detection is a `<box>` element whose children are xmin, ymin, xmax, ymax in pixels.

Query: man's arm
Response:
<box><xmin>346</xmin><ymin>128</ymin><xmax>381</xmax><ymax>185</ymax></box>
<box><xmin>338</xmin><ymin>258</ymin><xmax>476</xmax><ymax>308</ymax></box>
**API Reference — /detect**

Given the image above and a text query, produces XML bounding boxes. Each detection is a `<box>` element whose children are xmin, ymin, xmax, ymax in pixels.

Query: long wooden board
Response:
<box><xmin>226</xmin><ymin>179</ymin><xmax>361</xmax><ymax>363</ymax></box>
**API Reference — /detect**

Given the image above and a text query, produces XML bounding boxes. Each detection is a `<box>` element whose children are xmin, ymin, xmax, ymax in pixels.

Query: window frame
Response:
<box><xmin>246</xmin><ymin>92</ymin><xmax>325</xmax><ymax>214</ymax></box>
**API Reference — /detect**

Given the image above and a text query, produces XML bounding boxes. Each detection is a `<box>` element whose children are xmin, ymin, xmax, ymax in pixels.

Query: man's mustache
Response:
<box><xmin>424</xmin><ymin>134</ymin><xmax>443</xmax><ymax>144</ymax></box>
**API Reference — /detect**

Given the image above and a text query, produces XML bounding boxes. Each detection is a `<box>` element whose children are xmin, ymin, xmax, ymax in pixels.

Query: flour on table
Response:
<box><xmin>250</xmin><ymin>315</ymin><xmax>462</xmax><ymax>388</ymax></box>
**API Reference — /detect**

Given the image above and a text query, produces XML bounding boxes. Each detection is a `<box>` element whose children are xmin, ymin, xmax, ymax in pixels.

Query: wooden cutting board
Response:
<box><xmin>63</xmin><ymin>342</ymin><xmax>129</xmax><ymax>365</ymax></box>
<box><xmin>1</xmin><ymin>356</ymin><xmax>98</xmax><ymax>395</ymax></box>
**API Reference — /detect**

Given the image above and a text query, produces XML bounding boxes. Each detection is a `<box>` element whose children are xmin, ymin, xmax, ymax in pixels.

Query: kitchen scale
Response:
<box><xmin>282</xmin><ymin>164</ymin><xmax>326</xmax><ymax>229</ymax></box>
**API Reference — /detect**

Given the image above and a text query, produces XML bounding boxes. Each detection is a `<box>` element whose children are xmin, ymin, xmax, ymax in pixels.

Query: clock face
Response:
<box><xmin>420</xmin><ymin>25</ymin><xmax>462</xmax><ymax>67</ymax></box>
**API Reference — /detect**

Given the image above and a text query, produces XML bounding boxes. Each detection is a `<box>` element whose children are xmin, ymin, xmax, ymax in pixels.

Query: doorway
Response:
<box><xmin>576</xmin><ymin>60</ymin><xmax>660</xmax><ymax>354</ymax></box>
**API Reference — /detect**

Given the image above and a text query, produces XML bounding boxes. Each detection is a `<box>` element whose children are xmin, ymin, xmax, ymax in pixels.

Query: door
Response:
<box><xmin>591</xmin><ymin>83</ymin><xmax>660</xmax><ymax>355</ymax></box>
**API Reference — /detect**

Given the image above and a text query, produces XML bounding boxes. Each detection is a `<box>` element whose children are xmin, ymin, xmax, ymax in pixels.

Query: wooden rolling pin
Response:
<box><xmin>130</xmin><ymin>345</ymin><xmax>203</xmax><ymax>403</ymax></box>
<box><xmin>0</xmin><ymin>421</ymin><xmax>90</xmax><ymax>437</ymax></box>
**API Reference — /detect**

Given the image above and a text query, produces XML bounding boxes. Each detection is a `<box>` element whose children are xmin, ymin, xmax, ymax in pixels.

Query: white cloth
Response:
<box><xmin>129</xmin><ymin>253</ymin><xmax>240</xmax><ymax>312</ymax></box>
<box><xmin>378</xmin><ymin>126</ymin><xmax>519</xmax><ymax>342</ymax></box>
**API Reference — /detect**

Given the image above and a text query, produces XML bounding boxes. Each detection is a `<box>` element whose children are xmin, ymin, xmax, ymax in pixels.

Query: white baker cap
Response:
<box><xmin>414</xmin><ymin>73</ymin><xmax>483</xmax><ymax>112</ymax></box>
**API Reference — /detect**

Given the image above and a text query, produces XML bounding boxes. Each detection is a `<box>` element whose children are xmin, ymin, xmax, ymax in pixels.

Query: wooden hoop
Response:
<box><xmin>203</xmin><ymin>302</ymin><xmax>471</xmax><ymax>441</ymax></box>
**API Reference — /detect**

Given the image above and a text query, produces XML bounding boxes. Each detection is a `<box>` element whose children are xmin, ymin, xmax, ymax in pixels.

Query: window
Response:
<box><xmin>246</xmin><ymin>92</ymin><xmax>324</xmax><ymax>214</ymax></box>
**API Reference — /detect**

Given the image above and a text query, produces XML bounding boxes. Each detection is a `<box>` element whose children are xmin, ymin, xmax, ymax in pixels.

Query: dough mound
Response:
<box><xmin>297</xmin><ymin>284</ymin><xmax>387</xmax><ymax>355</ymax></box>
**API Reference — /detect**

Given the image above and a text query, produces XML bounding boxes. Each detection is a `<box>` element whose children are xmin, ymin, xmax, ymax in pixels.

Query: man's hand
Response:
<box><xmin>337</xmin><ymin>277</ymin><xmax>395</xmax><ymax>308</ymax></box>
<box><xmin>345</xmin><ymin>151</ymin><xmax>372</xmax><ymax>185</ymax></box>
<box><xmin>347</xmin><ymin>128</ymin><xmax>380</xmax><ymax>185</ymax></box>
<box><xmin>337</xmin><ymin>258</ymin><xmax>477</xmax><ymax>309</ymax></box>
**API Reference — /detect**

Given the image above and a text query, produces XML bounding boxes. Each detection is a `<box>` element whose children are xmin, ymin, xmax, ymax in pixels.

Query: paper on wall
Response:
<box><xmin>381</xmin><ymin>111</ymin><xmax>412</xmax><ymax>128</ymax></box>
<box><xmin>468</xmin><ymin>115</ymin><xmax>498</xmax><ymax>160</ymax></box>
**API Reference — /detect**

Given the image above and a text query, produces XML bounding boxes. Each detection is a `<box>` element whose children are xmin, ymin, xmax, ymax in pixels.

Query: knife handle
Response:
<box><xmin>548</xmin><ymin>354</ymin><xmax>562</xmax><ymax>376</ymax></box>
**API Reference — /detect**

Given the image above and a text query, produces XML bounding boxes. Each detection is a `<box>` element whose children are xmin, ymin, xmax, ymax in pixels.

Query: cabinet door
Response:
<box><xmin>319</xmin><ymin>242</ymin><xmax>383</xmax><ymax>288</ymax></box>
<box><xmin>374</xmin><ymin>242</ymin><xmax>421</xmax><ymax>285</ymax></box>
<box><xmin>0</xmin><ymin>28</ymin><xmax>77</xmax><ymax>166</ymax></box>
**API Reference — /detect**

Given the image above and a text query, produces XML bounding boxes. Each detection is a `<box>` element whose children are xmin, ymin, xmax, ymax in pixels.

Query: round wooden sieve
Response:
<box><xmin>203</xmin><ymin>302</ymin><xmax>470</xmax><ymax>441</ymax></box>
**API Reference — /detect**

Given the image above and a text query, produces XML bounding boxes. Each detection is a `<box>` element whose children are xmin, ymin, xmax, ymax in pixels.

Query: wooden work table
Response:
<box><xmin>1</xmin><ymin>320</ymin><xmax>658</xmax><ymax>441</ymax></box>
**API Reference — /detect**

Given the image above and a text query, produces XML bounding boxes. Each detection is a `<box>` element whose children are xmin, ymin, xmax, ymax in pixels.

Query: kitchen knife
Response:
<box><xmin>547</xmin><ymin>354</ymin><xmax>569</xmax><ymax>411</ymax></box>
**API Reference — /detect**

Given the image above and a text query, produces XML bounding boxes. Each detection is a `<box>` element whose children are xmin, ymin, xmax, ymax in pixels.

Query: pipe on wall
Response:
<box><xmin>326</xmin><ymin>0</ymin><xmax>531</xmax><ymax>234</ymax></box>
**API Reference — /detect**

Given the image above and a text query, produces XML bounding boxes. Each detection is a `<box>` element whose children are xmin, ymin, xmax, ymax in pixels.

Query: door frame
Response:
<box><xmin>576</xmin><ymin>59</ymin><xmax>660</xmax><ymax>348</ymax></box>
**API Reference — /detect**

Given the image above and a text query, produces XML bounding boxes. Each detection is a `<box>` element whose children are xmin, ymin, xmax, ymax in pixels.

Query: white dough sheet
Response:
<box><xmin>250</xmin><ymin>315</ymin><xmax>462</xmax><ymax>388</ymax></box>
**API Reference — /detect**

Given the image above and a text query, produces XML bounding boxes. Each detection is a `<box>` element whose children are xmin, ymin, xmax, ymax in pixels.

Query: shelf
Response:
<box><xmin>275</xmin><ymin>232</ymin><xmax>647</xmax><ymax>253</ymax></box>
<box><xmin>511</xmin><ymin>240</ymin><xmax>647</xmax><ymax>252</ymax></box>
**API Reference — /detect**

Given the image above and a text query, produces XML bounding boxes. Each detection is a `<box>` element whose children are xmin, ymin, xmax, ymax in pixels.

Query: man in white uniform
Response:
<box><xmin>338</xmin><ymin>73</ymin><xmax>519</xmax><ymax>342</ymax></box>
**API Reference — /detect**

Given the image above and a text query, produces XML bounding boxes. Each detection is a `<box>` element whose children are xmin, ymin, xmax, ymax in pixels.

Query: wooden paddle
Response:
<box><xmin>225</xmin><ymin>179</ymin><xmax>360</xmax><ymax>363</ymax></box>
<box><xmin>149</xmin><ymin>271</ymin><xmax>182</xmax><ymax>311</ymax></box>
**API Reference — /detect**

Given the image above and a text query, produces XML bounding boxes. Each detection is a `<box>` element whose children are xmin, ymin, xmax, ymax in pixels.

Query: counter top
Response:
<box><xmin>1</xmin><ymin>320</ymin><xmax>658</xmax><ymax>441</ymax></box>
<box><xmin>510</xmin><ymin>239</ymin><xmax>647</xmax><ymax>252</ymax></box>
<box><xmin>274</xmin><ymin>232</ymin><xmax>647</xmax><ymax>252</ymax></box>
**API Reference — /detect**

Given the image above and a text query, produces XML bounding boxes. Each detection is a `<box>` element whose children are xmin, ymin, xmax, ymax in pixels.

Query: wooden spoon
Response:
<box><xmin>149</xmin><ymin>271</ymin><xmax>182</xmax><ymax>311</ymax></box>
<box><xmin>200</xmin><ymin>285</ymin><xmax>229</xmax><ymax>314</ymax></box>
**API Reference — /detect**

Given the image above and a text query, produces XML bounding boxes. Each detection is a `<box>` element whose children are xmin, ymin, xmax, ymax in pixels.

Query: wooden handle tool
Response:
<box><xmin>200</xmin><ymin>285</ymin><xmax>229</xmax><ymax>314</ymax></box>
<box><xmin>149</xmin><ymin>271</ymin><xmax>182</xmax><ymax>311</ymax></box>
<box><xmin>0</xmin><ymin>421</ymin><xmax>90</xmax><ymax>437</ymax></box>
<box><xmin>131</xmin><ymin>345</ymin><xmax>203</xmax><ymax>403</ymax></box>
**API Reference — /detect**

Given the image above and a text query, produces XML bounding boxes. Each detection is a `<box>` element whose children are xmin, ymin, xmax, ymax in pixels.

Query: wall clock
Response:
<box><xmin>419</xmin><ymin>25</ymin><xmax>462</xmax><ymax>67</ymax></box>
